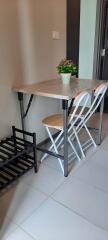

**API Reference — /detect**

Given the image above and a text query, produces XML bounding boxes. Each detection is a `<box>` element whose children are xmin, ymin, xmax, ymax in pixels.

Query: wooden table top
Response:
<box><xmin>13</xmin><ymin>78</ymin><xmax>107</xmax><ymax>100</ymax></box>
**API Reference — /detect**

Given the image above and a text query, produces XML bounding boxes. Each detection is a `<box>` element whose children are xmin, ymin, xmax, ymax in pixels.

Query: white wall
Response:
<box><xmin>17</xmin><ymin>0</ymin><xmax>66</xmax><ymax>142</ymax></box>
<box><xmin>0</xmin><ymin>0</ymin><xmax>66</xmax><ymax>142</ymax></box>
<box><xmin>0</xmin><ymin>0</ymin><xmax>23</xmax><ymax>138</ymax></box>
<box><xmin>79</xmin><ymin>0</ymin><xmax>97</xmax><ymax>79</ymax></box>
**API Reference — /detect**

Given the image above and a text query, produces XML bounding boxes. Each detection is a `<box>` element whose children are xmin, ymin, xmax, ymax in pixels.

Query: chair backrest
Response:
<box><xmin>84</xmin><ymin>83</ymin><xmax>107</xmax><ymax>122</ymax></box>
<box><xmin>76</xmin><ymin>83</ymin><xmax>108</xmax><ymax>131</ymax></box>
<box><xmin>69</xmin><ymin>91</ymin><xmax>91</xmax><ymax>127</ymax></box>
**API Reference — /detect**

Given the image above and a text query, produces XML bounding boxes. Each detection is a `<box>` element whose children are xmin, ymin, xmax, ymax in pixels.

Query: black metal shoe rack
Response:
<box><xmin>0</xmin><ymin>126</ymin><xmax>37</xmax><ymax>191</ymax></box>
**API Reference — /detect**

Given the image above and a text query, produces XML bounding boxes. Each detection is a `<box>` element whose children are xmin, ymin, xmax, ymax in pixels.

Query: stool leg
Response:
<box><xmin>33</xmin><ymin>133</ymin><xmax>37</xmax><ymax>173</ymax></box>
<box><xmin>98</xmin><ymin>97</ymin><xmax>104</xmax><ymax>145</ymax></box>
<box><xmin>62</xmin><ymin>100</ymin><xmax>68</xmax><ymax>177</ymax></box>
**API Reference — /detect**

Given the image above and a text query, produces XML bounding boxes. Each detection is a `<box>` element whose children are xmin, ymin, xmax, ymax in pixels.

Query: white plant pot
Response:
<box><xmin>60</xmin><ymin>73</ymin><xmax>71</xmax><ymax>84</ymax></box>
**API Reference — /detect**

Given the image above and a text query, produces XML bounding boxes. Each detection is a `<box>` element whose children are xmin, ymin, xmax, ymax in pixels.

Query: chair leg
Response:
<box><xmin>41</xmin><ymin>130</ymin><xmax>63</xmax><ymax>162</ymax></box>
<box><xmin>72</xmin><ymin>127</ymin><xmax>85</xmax><ymax>158</ymax></box>
<box><xmin>60</xmin><ymin>127</ymin><xmax>83</xmax><ymax>160</ymax></box>
<box><xmin>68</xmin><ymin>137</ymin><xmax>81</xmax><ymax>161</ymax></box>
<box><xmin>84</xmin><ymin>123</ymin><xmax>97</xmax><ymax>148</ymax></box>
<box><xmin>44</xmin><ymin>127</ymin><xmax>64</xmax><ymax>174</ymax></box>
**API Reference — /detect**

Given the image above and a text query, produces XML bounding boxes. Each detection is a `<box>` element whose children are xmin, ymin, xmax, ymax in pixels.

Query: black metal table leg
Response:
<box><xmin>33</xmin><ymin>132</ymin><xmax>38</xmax><ymax>173</ymax></box>
<box><xmin>18</xmin><ymin>92</ymin><xmax>25</xmax><ymax>132</ymax></box>
<box><xmin>62</xmin><ymin>100</ymin><xmax>68</xmax><ymax>177</ymax></box>
<box><xmin>98</xmin><ymin>97</ymin><xmax>104</xmax><ymax>145</ymax></box>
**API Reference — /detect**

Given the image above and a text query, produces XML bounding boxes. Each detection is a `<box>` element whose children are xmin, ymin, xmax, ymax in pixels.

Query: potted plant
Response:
<box><xmin>57</xmin><ymin>59</ymin><xmax>77</xmax><ymax>83</ymax></box>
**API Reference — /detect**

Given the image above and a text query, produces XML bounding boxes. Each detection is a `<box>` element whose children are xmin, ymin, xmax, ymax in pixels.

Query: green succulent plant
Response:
<box><xmin>57</xmin><ymin>59</ymin><xmax>77</xmax><ymax>75</ymax></box>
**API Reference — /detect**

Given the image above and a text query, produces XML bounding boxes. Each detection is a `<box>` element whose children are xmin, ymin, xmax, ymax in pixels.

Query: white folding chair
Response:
<box><xmin>69</xmin><ymin>83</ymin><xmax>108</xmax><ymax>157</ymax></box>
<box><xmin>41</xmin><ymin>91</ymin><xmax>91</xmax><ymax>173</ymax></box>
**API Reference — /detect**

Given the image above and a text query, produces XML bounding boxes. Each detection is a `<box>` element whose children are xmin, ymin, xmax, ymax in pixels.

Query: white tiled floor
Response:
<box><xmin>1</xmin><ymin>113</ymin><xmax>108</xmax><ymax>239</ymax></box>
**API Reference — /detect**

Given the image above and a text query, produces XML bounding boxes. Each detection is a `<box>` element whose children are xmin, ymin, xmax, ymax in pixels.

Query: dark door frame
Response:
<box><xmin>100</xmin><ymin>0</ymin><xmax>108</xmax><ymax>80</ymax></box>
<box><xmin>94</xmin><ymin>0</ymin><xmax>108</xmax><ymax>112</ymax></box>
<box><xmin>93</xmin><ymin>0</ymin><xmax>108</xmax><ymax>79</ymax></box>
<box><xmin>66</xmin><ymin>0</ymin><xmax>80</xmax><ymax>74</ymax></box>
<box><xmin>67</xmin><ymin>1</ymin><xmax>108</xmax><ymax>80</ymax></box>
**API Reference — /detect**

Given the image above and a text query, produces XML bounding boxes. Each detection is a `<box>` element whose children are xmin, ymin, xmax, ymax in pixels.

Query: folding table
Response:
<box><xmin>13</xmin><ymin>78</ymin><xmax>106</xmax><ymax>177</ymax></box>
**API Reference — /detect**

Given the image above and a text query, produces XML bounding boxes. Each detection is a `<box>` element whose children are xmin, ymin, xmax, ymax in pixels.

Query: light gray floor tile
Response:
<box><xmin>24</xmin><ymin>164</ymin><xmax>65</xmax><ymax>195</ymax></box>
<box><xmin>73</xmin><ymin>149</ymin><xmax>108</xmax><ymax>192</ymax></box>
<box><xmin>42</xmin><ymin>156</ymin><xmax>63</xmax><ymax>172</ymax></box>
<box><xmin>52</xmin><ymin>178</ymin><xmax>108</xmax><ymax>231</ymax></box>
<box><xmin>5</xmin><ymin>227</ymin><xmax>36</xmax><ymax>240</ymax></box>
<box><xmin>22</xmin><ymin>198</ymin><xmax>108</xmax><ymax>240</ymax></box>
<box><xmin>1</xmin><ymin>114</ymin><xmax>108</xmax><ymax>239</ymax></box>
<box><xmin>101</xmin><ymin>136</ymin><xmax>108</xmax><ymax>151</ymax></box>
<box><xmin>1</xmin><ymin>181</ymin><xmax>47</xmax><ymax>225</ymax></box>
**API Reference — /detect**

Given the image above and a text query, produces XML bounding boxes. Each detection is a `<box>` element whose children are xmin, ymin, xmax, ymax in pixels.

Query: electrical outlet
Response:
<box><xmin>52</xmin><ymin>31</ymin><xmax>60</xmax><ymax>40</ymax></box>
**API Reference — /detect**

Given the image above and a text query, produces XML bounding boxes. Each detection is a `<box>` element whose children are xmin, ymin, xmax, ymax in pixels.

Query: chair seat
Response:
<box><xmin>42</xmin><ymin>107</ymin><xmax>86</xmax><ymax>130</ymax></box>
<box><xmin>42</xmin><ymin>114</ymin><xmax>64</xmax><ymax>130</ymax></box>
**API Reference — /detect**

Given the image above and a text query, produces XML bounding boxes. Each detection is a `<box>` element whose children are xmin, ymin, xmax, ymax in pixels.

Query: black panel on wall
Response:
<box><xmin>67</xmin><ymin>0</ymin><xmax>80</xmax><ymax>67</ymax></box>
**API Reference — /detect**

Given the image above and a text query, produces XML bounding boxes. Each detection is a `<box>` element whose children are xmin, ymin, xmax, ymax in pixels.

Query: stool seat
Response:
<box><xmin>42</xmin><ymin>114</ymin><xmax>64</xmax><ymax>130</ymax></box>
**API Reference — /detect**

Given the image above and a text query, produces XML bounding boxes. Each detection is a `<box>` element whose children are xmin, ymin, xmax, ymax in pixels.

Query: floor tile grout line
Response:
<box><xmin>18</xmin><ymin>227</ymin><xmax>38</xmax><ymax>240</ymax></box>
<box><xmin>66</xmin><ymin>146</ymin><xmax>107</xmax><ymax>180</ymax></box>
<box><xmin>5</xmin><ymin>225</ymin><xmax>37</xmax><ymax>240</ymax></box>
<box><xmin>22</xmin><ymin>179</ymin><xmax>49</xmax><ymax>198</ymax></box>
<box><xmin>67</xmin><ymin>148</ymin><xmax>100</xmax><ymax>177</ymax></box>
<box><xmin>16</xmin><ymin>196</ymin><xmax>50</xmax><ymax>226</ymax></box>
<box><xmin>23</xmin><ymin>175</ymin><xmax>65</xmax><ymax>197</ymax></box>
<box><xmin>72</xmin><ymin>175</ymin><xmax>108</xmax><ymax>195</ymax></box>
<box><xmin>22</xmin><ymin>167</ymin><xmax>66</xmax><ymax>196</ymax></box>
<box><xmin>20</xmin><ymin>145</ymin><xmax>107</xmax><ymax>199</ymax></box>
<box><xmin>50</xmin><ymin>196</ymin><xmax>108</xmax><ymax>234</ymax></box>
<box><xmin>21</xmin><ymin>227</ymin><xmax>38</xmax><ymax>240</ymax></box>
<box><xmin>12</xmin><ymin>195</ymin><xmax>49</xmax><ymax>227</ymax></box>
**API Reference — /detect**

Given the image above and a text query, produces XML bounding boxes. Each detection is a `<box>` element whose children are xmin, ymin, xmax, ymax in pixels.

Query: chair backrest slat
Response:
<box><xmin>76</xmin><ymin>83</ymin><xmax>107</xmax><ymax>132</ymax></box>
<box><xmin>69</xmin><ymin>91</ymin><xmax>91</xmax><ymax>127</ymax></box>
